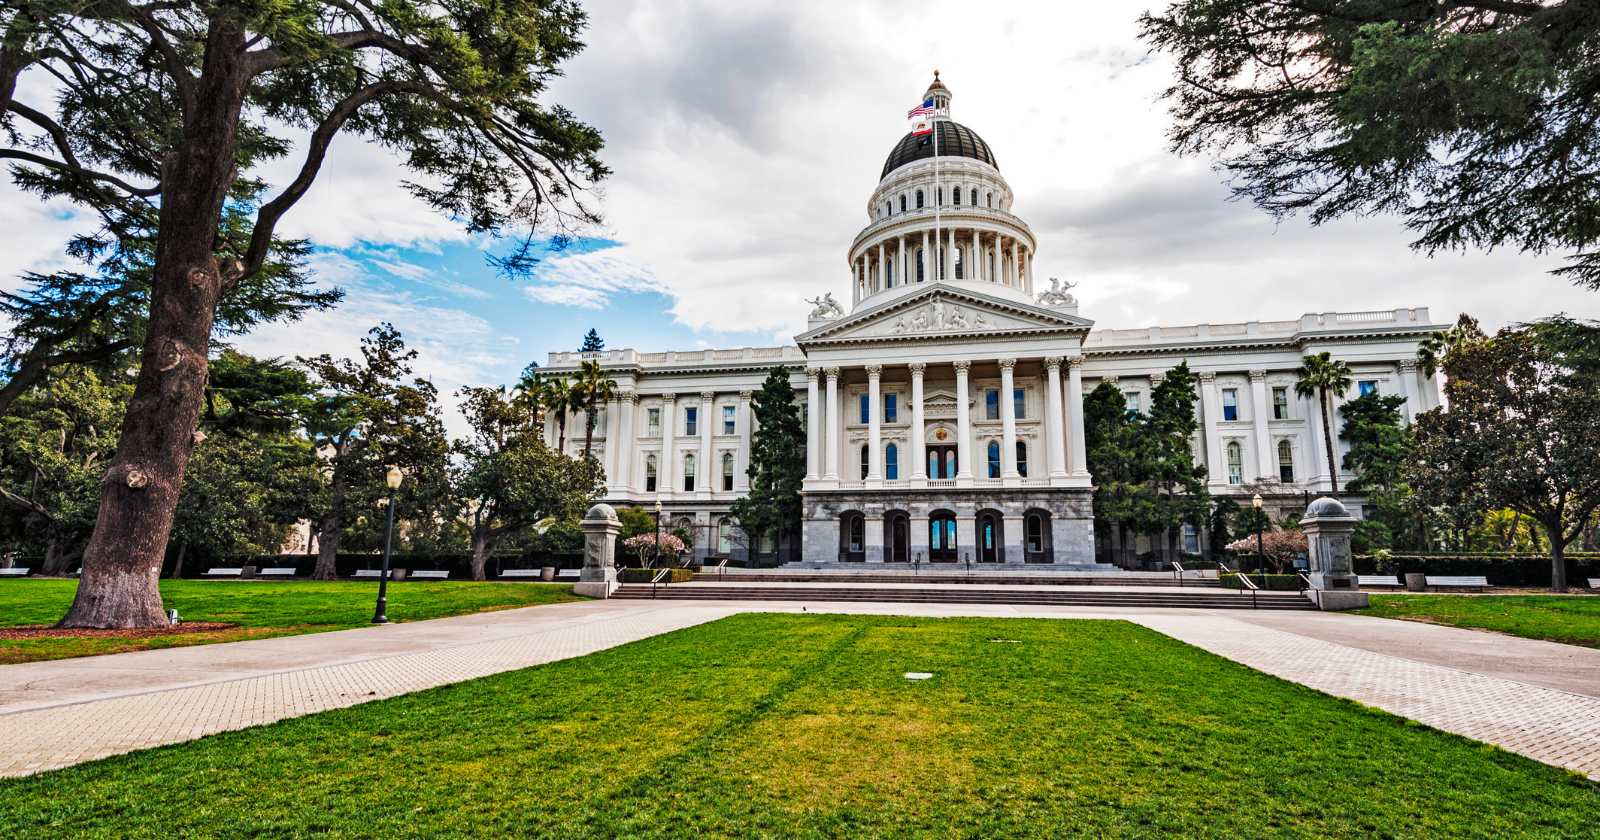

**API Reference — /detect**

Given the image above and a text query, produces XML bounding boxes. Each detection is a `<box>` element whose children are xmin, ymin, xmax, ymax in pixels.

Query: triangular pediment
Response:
<box><xmin>796</xmin><ymin>284</ymin><xmax>1093</xmax><ymax>347</ymax></box>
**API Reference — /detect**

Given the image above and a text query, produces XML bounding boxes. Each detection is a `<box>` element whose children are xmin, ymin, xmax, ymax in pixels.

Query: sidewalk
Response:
<box><xmin>3</xmin><ymin>599</ymin><xmax>1598</xmax><ymax>780</ymax></box>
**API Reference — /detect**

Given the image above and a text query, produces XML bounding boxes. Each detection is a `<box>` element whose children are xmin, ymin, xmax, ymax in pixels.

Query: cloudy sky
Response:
<box><xmin>4</xmin><ymin>1</ymin><xmax>1593</xmax><ymax>434</ymax></box>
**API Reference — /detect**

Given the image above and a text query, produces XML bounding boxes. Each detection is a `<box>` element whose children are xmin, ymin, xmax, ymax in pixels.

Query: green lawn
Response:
<box><xmin>0</xmin><ymin>579</ymin><xmax>582</xmax><ymax>664</ymax></box>
<box><xmin>1</xmin><ymin>615</ymin><xmax>1593</xmax><ymax>838</ymax></box>
<box><xmin>1359</xmin><ymin>594</ymin><xmax>1600</xmax><ymax>649</ymax></box>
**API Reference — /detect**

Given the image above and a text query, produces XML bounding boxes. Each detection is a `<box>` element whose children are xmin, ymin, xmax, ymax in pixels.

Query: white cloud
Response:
<box><xmin>524</xmin><ymin>284</ymin><xmax>609</xmax><ymax>308</ymax></box>
<box><xmin>519</xmin><ymin>244</ymin><xmax>663</xmax><ymax>309</ymax></box>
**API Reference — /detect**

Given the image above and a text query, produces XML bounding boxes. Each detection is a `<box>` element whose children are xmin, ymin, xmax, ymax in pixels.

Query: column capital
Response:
<box><xmin>824</xmin><ymin>366</ymin><xmax>841</xmax><ymax>379</ymax></box>
<box><xmin>908</xmin><ymin>361</ymin><xmax>926</xmax><ymax>375</ymax></box>
<box><xmin>1248</xmin><ymin>369</ymin><xmax>1267</xmax><ymax>382</ymax></box>
<box><xmin>661</xmin><ymin>391</ymin><xmax>677</xmax><ymax>401</ymax></box>
<box><xmin>620</xmin><ymin>391</ymin><xmax>639</xmax><ymax>404</ymax></box>
<box><xmin>806</xmin><ymin>367</ymin><xmax>821</xmax><ymax>381</ymax></box>
<box><xmin>1398</xmin><ymin>359</ymin><xmax>1418</xmax><ymax>373</ymax></box>
<box><xmin>1067</xmin><ymin>356</ymin><xmax>1085</xmax><ymax>369</ymax></box>
<box><xmin>738</xmin><ymin>390</ymin><xmax>752</xmax><ymax>401</ymax></box>
<box><xmin>865</xmin><ymin>364</ymin><xmax>883</xmax><ymax>377</ymax></box>
<box><xmin>700</xmin><ymin>390</ymin><xmax>716</xmax><ymax>401</ymax></box>
<box><xmin>1150</xmin><ymin>372</ymin><xmax>1166</xmax><ymax>385</ymax></box>
<box><xmin>1043</xmin><ymin>356</ymin><xmax>1063</xmax><ymax>370</ymax></box>
<box><xmin>998</xmin><ymin>357</ymin><xmax>1017</xmax><ymax>371</ymax></box>
<box><xmin>952</xmin><ymin>359</ymin><xmax>971</xmax><ymax>372</ymax></box>
<box><xmin>1197</xmin><ymin>371</ymin><xmax>1218</xmax><ymax>383</ymax></box>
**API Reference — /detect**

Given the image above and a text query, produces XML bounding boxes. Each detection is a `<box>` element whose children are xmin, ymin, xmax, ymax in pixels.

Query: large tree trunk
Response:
<box><xmin>470</xmin><ymin>530</ymin><xmax>493</xmax><ymax>581</ymax></box>
<box><xmin>312</xmin><ymin>460</ymin><xmax>348</xmax><ymax>580</ymax></box>
<box><xmin>583</xmin><ymin>411</ymin><xmax>596</xmax><ymax>457</ymax></box>
<box><xmin>40</xmin><ymin>540</ymin><xmax>79</xmax><ymax>576</ymax></box>
<box><xmin>1546</xmin><ymin>519</ymin><xmax>1568</xmax><ymax>592</ymax></box>
<box><xmin>1319</xmin><ymin>389</ymin><xmax>1340</xmax><ymax>495</ymax></box>
<box><xmin>59</xmin><ymin>24</ymin><xmax>249</xmax><ymax>628</ymax></box>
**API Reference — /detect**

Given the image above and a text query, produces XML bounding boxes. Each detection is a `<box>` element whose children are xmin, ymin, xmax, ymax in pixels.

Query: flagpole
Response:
<box><xmin>933</xmin><ymin>101</ymin><xmax>940</xmax><ymax>282</ymax></box>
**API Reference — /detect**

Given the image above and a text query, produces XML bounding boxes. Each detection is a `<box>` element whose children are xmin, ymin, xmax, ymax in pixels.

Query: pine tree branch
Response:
<box><xmin>0</xmin><ymin>148</ymin><xmax>161</xmax><ymax>197</ymax></box>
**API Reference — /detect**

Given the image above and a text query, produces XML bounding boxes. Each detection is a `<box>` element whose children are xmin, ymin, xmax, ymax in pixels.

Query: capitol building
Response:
<box><xmin>542</xmin><ymin>75</ymin><xmax>1443</xmax><ymax>568</ymax></box>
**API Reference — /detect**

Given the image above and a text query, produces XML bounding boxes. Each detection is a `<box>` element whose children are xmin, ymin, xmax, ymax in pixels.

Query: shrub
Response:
<box><xmin>1219</xmin><ymin>572</ymin><xmax>1304</xmax><ymax>591</ymax></box>
<box><xmin>619</xmin><ymin>567</ymin><xmax>693</xmax><ymax>583</ymax></box>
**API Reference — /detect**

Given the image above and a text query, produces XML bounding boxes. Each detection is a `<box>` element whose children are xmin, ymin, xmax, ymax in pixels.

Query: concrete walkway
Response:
<box><xmin>3</xmin><ymin>599</ymin><xmax>1598</xmax><ymax>781</ymax></box>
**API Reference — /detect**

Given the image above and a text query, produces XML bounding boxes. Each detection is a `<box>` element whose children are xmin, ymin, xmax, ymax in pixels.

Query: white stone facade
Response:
<box><xmin>541</xmin><ymin>76</ymin><xmax>1444</xmax><ymax>567</ymax></box>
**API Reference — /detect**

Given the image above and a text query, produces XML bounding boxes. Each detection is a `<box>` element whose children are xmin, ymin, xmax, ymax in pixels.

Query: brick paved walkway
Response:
<box><xmin>3</xmin><ymin>599</ymin><xmax>1598</xmax><ymax>781</ymax></box>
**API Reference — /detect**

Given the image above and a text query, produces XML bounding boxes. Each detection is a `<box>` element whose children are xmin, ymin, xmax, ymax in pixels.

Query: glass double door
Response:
<box><xmin>928</xmin><ymin>513</ymin><xmax>957</xmax><ymax>562</ymax></box>
<box><xmin>926</xmin><ymin>445</ymin><xmax>958</xmax><ymax>480</ymax></box>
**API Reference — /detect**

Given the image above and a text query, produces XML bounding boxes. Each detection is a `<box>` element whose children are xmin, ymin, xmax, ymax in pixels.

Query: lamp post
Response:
<box><xmin>372</xmin><ymin>465</ymin><xmax>403</xmax><ymax>625</ymax></box>
<box><xmin>653</xmin><ymin>499</ymin><xmax>663</xmax><ymax>569</ymax></box>
<box><xmin>1252</xmin><ymin>492</ymin><xmax>1267</xmax><ymax>582</ymax></box>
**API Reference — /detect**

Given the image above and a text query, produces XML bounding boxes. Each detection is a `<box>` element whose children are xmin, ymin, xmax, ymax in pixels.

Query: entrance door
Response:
<box><xmin>927</xmin><ymin>445</ymin><xmax>957</xmax><ymax>479</ymax></box>
<box><xmin>888</xmin><ymin>515</ymin><xmax>909</xmax><ymax>563</ymax></box>
<box><xmin>978</xmin><ymin>512</ymin><xmax>1001</xmax><ymax>563</ymax></box>
<box><xmin>929</xmin><ymin>513</ymin><xmax>957</xmax><ymax>562</ymax></box>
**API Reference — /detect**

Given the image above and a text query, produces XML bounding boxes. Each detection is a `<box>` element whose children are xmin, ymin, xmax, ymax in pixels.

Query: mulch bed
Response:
<box><xmin>0</xmin><ymin>622</ymin><xmax>236</xmax><ymax>640</ymax></box>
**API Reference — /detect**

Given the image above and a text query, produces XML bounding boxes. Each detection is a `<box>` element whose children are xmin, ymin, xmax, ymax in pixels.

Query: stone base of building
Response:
<box><xmin>801</xmin><ymin>487</ymin><xmax>1098</xmax><ymax>567</ymax></box>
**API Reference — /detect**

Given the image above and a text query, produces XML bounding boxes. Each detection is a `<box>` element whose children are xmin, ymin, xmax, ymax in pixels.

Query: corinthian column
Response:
<box><xmin>698</xmin><ymin>391</ymin><xmax>714</xmax><ymax>498</ymax></box>
<box><xmin>805</xmin><ymin>369</ymin><xmax>821</xmax><ymax>482</ymax></box>
<box><xmin>909</xmin><ymin>362</ymin><xmax>927</xmax><ymax>485</ymax></box>
<box><xmin>1000</xmin><ymin>358</ymin><xmax>1019</xmax><ymax>482</ymax></box>
<box><xmin>954</xmin><ymin>360</ymin><xmax>973</xmax><ymax>485</ymax></box>
<box><xmin>1249</xmin><ymin>369</ymin><xmax>1274</xmax><ymax>482</ymax></box>
<box><xmin>736</xmin><ymin>390</ymin><xmax>752</xmax><ymax>492</ymax></box>
<box><xmin>1199</xmin><ymin>371</ymin><xmax>1224</xmax><ymax>489</ymax></box>
<box><xmin>824</xmin><ymin>367</ymin><xmax>841</xmax><ymax>481</ymax></box>
<box><xmin>1044</xmin><ymin>358</ymin><xmax>1067</xmax><ymax>480</ymax></box>
<box><xmin>1068</xmin><ymin>358</ymin><xmax>1089</xmax><ymax>477</ymax></box>
<box><xmin>866</xmin><ymin>365</ymin><xmax>883</xmax><ymax>486</ymax></box>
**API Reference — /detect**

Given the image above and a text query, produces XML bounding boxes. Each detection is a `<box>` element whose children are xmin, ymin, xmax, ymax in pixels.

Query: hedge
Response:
<box><xmin>166</xmin><ymin>552</ymin><xmax>583</xmax><ymax>579</ymax></box>
<box><xmin>619</xmin><ymin>567</ymin><xmax>694</xmax><ymax>583</ymax></box>
<box><xmin>1354</xmin><ymin>554</ymin><xmax>1600</xmax><ymax>588</ymax></box>
<box><xmin>1219</xmin><ymin>573</ymin><xmax>1304</xmax><ymax>591</ymax></box>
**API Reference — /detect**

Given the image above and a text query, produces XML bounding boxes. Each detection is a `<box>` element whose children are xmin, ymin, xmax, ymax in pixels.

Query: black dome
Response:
<box><xmin>880</xmin><ymin>121</ymin><xmax>998</xmax><ymax>179</ymax></box>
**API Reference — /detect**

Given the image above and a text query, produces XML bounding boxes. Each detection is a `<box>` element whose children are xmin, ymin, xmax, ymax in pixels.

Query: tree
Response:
<box><xmin>1339</xmin><ymin>391</ymin><xmax>1416</xmax><ymax>551</ymax></box>
<box><xmin>4</xmin><ymin>2</ymin><xmax>607</xmax><ymax>628</ymax></box>
<box><xmin>1141</xmin><ymin>2</ymin><xmax>1600</xmax><ymax>290</ymax></box>
<box><xmin>537</xmin><ymin>375</ymin><xmax>575</xmax><ymax>452</ymax></box>
<box><xmin>729</xmin><ymin>367</ymin><xmax>804</xmax><ymax>563</ymax></box>
<box><xmin>570</xmin><ymin>359</ymin><xmax>616</xmax><ymax>459</ymax></box>
<box><xmin>1083</xmin><ymin>382</ymin><xmax>1146</xmax><ymax>565</ymax></box>
<box><xmin>1410</xmin><ymin>320</ymin><xmax>1600</xmax><ymax>590</ymax></box>
<box><xmin>1417</xmin><ymin>313</ymin><xmax>1487</xmax><ymax>379</ymax></box>
<box><xmin>1144</xmin><ymin>363</ymin><xmax>1210</xmax><ymax>560</ymax></box>
<box><xmin>579</xmin><ymin>329</ymin><xmax>604</xmax><ymax>353</ymax></box>
<box><xmin>301</xmin><ymin>324</ymin><xmax>448</xmax><ymax>580</ymax></box>
<box><xmin>1295</xmin><ymin>352</ymin><xmax>1353</xmax><ymax>495</ymax></box>
<box><xmin>453</xmin><ymin>385</ymin><xmax>600</xmax><ymax>580</ymax></box>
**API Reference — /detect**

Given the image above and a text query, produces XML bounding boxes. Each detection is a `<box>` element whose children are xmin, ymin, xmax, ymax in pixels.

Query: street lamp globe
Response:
<box><xmin>1252</xmin><ymin>493</ymin><xmax>1263</xmax><ymax>510</ymax></box>
<box><xmin>386</xmin><ymin>465</ymin><xmax>404</xmax><ymax>491</ymax></box>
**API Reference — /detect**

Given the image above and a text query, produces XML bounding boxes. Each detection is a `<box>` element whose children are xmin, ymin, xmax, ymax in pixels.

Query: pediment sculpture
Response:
<box><xmin>805</xmin><ymin>292</ymin><xmax>844</xmax><ymax>320</ymax></box>
<box><xmin>1037</xmin><ymin>277</ymin><xmax>1078</xmax><ymax>307</ymax></box>
<box><xmin>888</xmin><ymin>299</ymin><xmax>993</xmax><ymax>335</ymax></box>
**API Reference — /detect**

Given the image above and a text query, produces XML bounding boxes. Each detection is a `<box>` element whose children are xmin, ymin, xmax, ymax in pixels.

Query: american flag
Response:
<box><xmin>907</xmin><ymin>98</ymin><xmax>935</xmax><ymax>118</ymax></box>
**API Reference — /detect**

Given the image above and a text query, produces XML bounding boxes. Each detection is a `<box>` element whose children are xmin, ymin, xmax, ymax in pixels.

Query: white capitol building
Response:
<box><xmin>543</xmin><ymin>75</ymin><xmax>1444</xmax><ymax>568</ymax></box>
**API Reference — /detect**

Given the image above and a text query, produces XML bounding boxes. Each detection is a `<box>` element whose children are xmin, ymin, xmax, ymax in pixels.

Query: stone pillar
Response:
<box><xmin>1003</xmin><ymin>513</ymin><xmax>1025</xmax><ymax>564</ymax></box>
<box><xmin>921</xmin><ymin>230</ymin><xmax>929</xmax><ymax>282</ymax></box>
<box><xmin>909</xmin><ymin>362</ymin><xmax>927</xmax><ymax>485</ymax></box>
<box><xmin>1044</xmin><ymin>357</ymin><xmax>1067</xmax><ymax>479</ymax></box>
<box><xmin>736</xmin><ymin>390</ymin><xmax>752</xmax><ymax>492</ymax></box>
<box><xmin>1023</xmin><ymin>246</ymin><xmax>1033</xmax><ymax>292</ymax></box>
<box><xmin>824</xmin><ymin>367</ymin><xmax>841</xmax><ymax>481</ymax></box>
<box><xmin>1000</xmin><ymin>358</ymin><xmax>1019</xmax><ymax>482</ymax></box>
<box><xmin>601</xmin><ymin>397</ymin><xmax>621</xmax><ymax>492</ymax></box>
<box><xmin>1249</xmin><ymin>370</ymin><xmax>1274</xmax><ymax>482</ymax></box>
<box><xmin>616</xmin><ymin>392</ymin><xmax>636</xmax><ymax>493</ymax></box>
<box><xmin>1011</xmin><ymin>240</ymin><xmax>1020</xmax><ymax>286</ymax></box>
<box><xmin>909</xmin><ymin>513</ymin><xmax>930</xmax><ymax>565</ymax></box>
<box><xmin>972</xmin><ymin>229</ymin><xmax>981</xmax><ymax>281</ymax></box>
<box><xmin>805</xmin><ymin>370</ymin><xmax>821</xmax><ymax>481</ymax></box>
<box><xmin>1067</xmin><ymin>358</ymin><xmax>1089</xmax><ymax>476</ymax></box>
<box><xmin>698</xmin><ymin>391</ymin><xmax>714</xmax><ymax>498</ymax></box>
<box><xmin>1304</xmin><ymin>388</ymin><xmax>1329</xmax><ymax>490</ymax></box>
<box><xmin>1199</xmin><ymin>372</ymin><xmax>1224</xmax><ymax>489</ymax></box>
<box><xmin>659</xmin><ymin>393</ymin><xmax>677</xmax><ymax>500</ymax></box>
<box><xmin>955</xmin><ymin>506</ymin><xmax>977</xmax><ymax>565</ymax></box>
<box><xmin>866</xmin><ymin>364</ymin><xmax>883</xmax><ymax>486</ymax></box>
<box><xmin>1302</xmin><ymin>496</ymin><xmax>1367</xmax><ymax>609</ymax></box>
<box><xmin>949</xmin><ymin>227</ymin><xmax>957</xmax><ymax>279</ymax></box>
<box><xmin>898</xmin><ymin>235</ymin><xmax>907</xmax><ymax>288</ymax></box>
<box><xmin>1397</xmin><ymin>360</ymin><xmax>1422</xmax><ymax>423</ymax></box>
<box><xmin>575</xmin><ymin>503</ymin><xmax>620</xmax><ymax>598</ymax></box>
<box><xmin>877</xmin><ymin>241</ymin><xmax>886</xmax><ymax>291</ymax></box>
<box><xmin>954</xmin><ymin>360</ymin><xmax>973</xmax><ymax>485</ymax></box>
<box><xmin>864</xmin><ymin>511</ymin><xmax>884</xmax><ymax>563</ymax></box>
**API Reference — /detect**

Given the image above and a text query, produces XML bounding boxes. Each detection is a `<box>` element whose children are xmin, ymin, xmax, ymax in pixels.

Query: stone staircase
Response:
<box><xmin>701</xmin><ymin>571</ymin><xmax>1220</xmax><ymax>588</ymax></box>
<box><xmin>612</xmin><ymin>583</ymin><xmax>1315</xmax><ymax>610</ymax></box>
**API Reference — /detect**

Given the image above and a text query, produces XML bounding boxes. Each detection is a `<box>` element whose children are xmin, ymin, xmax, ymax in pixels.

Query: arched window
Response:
<box><xmin>953</xmin><ymin>187</ymin><xmax>962</xmax><ymax>206</ymax></box>
<box><xmin>915</xmin><ymin>189</ymin><xmax>924</xmax><ymax>208</ymax></box>
<box><xmin>721</xmin><ymin>452</ymin><xmax>735</xmax><ymax>491</ymax></box>
<box><xmin>886</xmin><ymin>259</ymin><xmax>894</xmax><ymax>287</ymax></box>
<box><xmin>886</xmin><ymin>443</ymin><xmax>899</xmax><ymax>481</ymax></box>
<box><xmin>916</xmin><ymin>248</ymin><xmax>925</xmax><ymax>283</ymax></box>
<box><xmin>987</xmin><ymin>440</ymin><xmax>1001</xmax><ymax>478</ymax></box>
<box><xmin>1026</xmin><ymin>513</ymin><xmax>1044</xmax><ymax>554</ymax></box>
<box><xmin>1016</xmin><ymin>441</ymin><xmax>1028</xmax><ymax>477</ymax></box>
<box><xmin>718</xmin><ymin>518</ymin><xmax>732</xmax><ymax>554</ymax></box>
<box><xmin>970</xmin><ymin>188</ymin><xmax>978</xmax><ymax>206</ymax></box>
<box><xmin>987</xmin><ymin>192</ymin><xmax>994</xmax><ymax>208</ymax></box>
<box><xmin>645</xmin><ymin>454</ymin><xmax>658</xmax><ymax>492</ymax></box>
<box><xmin>849</xmin><ymin>515</ymin><xmax>864</xmax><ymax>552</ymax></box>
<box><xmin>954</xmin><ymin>247</ymin><xmax>963</xmax><ymax>279</ymax></box>
<box><xmin>900</xmin><ymin>194</ymin><xmax>907</xmax><ymax>212</ymax></box>
<box><xmin>1226</xmin><ymin>442</ymin><xmax>1243</xmax><ymax>485</ymax></box>
<box><xmin>1278</xmin><ymin>440</ymin><xmax>1295</xmax><ymax>482</ymax></box>
<box><xmin>860</xmin><ymin>444</ymin><xmax>870</xmax><ymax>480</ymax></box>
<box><xmin>937</xmin><ymin>187</ymin><xmax>944</xmax><ymax>206</ymax></box>
<box><xmin>928</xmin><ymin>450</ymin><xmax>940</xmax><ymax>479</ymax></box>
<box><xmin>684</xmin><ymin>454</ymin><xmax>697</xmax><ymax>492</ymax></box>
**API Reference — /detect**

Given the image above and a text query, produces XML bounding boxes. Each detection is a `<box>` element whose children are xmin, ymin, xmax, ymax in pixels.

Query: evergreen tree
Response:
<box><xmin>1083</xmin><ymin>382</ymin><xmax>1144</xmax><ymax>565</ymax></box>
<box><xmin>579</xmin><ymin>329</ymin><xmax>605</xmax><ymax>353</ymax></box>
<box><xmin>1339</xmin><ymin>392</ymin><xmax>1416</xmax><ymax>551</ymax></box>
<box><xmin>1144</xmin><ymin>363</ymin><xmax>1210</xmax><ymax>559</ymax></box>
<box><xmin>730</xmin><ymin>367</ymin><xmax>805</xmax><ymax>564</ymax></box>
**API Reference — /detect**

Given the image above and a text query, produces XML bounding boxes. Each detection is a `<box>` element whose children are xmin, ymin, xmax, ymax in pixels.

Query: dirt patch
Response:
<box><xmin>0</xmin><ymin>622</ymin><xmax>236</xmax><ymax>640</ymax></box>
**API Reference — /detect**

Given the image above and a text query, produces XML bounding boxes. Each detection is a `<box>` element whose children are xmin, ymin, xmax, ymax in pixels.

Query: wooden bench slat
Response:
<box><xmin>203</xmin><ymin>568</ymin><xmax>244</xmax><ymax>576</ymax></box>
<box><xmin>410</xmin><ymin>570</ymin><xmax>449</xmax><ymax>579</ymax></box>
<box><xmin>499</xmin><ymin>569</ymin><xmax>542</xmax><ymax>578</ymax></box>
<box><xmin>259</xmin><ymin>568</ymin><xmax>298</xmax><ymax>576</ymax></box>
<box><xmin>1425</xmin><ymin>575</ymin><xmax>1489</xmax><ymax>589</ymax></box>
<box><xmin>0</xmin><ymin>568</ymin><xmax>31</xmax><ymax>576</ymax></box>
<box><xmin>1355</xmin><ymin>575</ymin><xmax>1400</xmax><ymax>587</ymax></box>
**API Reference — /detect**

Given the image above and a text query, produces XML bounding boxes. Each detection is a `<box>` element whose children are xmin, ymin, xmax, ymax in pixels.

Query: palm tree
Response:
<box><xmin>572</xmin><ymin>359</ymin><xmax>617</xmax><ymax>458</ymax></box>
<box><xmin>539</xmin><ymin>376</ymin><xmax>573</xmax><ymax>452</ymax></box>
<box><xmin>1295</xmin><ymin>352</ymin><xmax>1353</xmax><ymax>495</ymax></box>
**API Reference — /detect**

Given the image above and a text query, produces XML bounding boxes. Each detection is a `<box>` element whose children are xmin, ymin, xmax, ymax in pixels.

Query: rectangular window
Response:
<box><xmin>722</xmin><ymin>405</ymin><xmax>736</xmax><ymax>435</ymax></box>
<box><xmin>1125</xmin><ymin>391</ymin><xmax>1141</xmax><ymax>416</ymax></box>
<box><xmin>985</xmin><ymin>389</ymin><xmax>999</xmax><ymax>420</ymax></box>
<box><xmin>1013</xmin><ymin>388</ymin><xmax>1026</xmax><ymax>420</ymax></box>
<box><xmin>1272</xmin><ymin>386</ymin><xmax>1289</xmax><ymax>420</ymax></box>
<box><xmin>646</xmin><ymin>408</ymin><xmax>661</xmax><ymax>436</ymax></box>
<box><xmin>684</xmin><ymin>406</ymin><xmax>697</xmax><ymax>436</ymax></box>
<box><xmin>1358</xmin><ymin>380</ymin><xmax>1378</xmax><ymax>396</ymax></box>
<box><xmin>884</xmin><ymin>394</ymin><xmax>897</xmax><ymax>423</ymax></box>
<box><xmin>859</xmin><ymin>394</ymin><xmax>869</xmax><ymax>424</ymax></box>
<box><xmin>1222</xmin><ymin>388</ymin><xmax>1239</xmax><ymax>422</ymax></box>
<box><xmin>1181</xmin><ymin>524</ymin><xmax>1200</xmax><ymax>554</ymax></box>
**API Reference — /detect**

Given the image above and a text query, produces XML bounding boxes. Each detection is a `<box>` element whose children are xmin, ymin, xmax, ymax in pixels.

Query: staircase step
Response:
<box><xmin>612</xmin><ymin>584</ymin><xmax>1314</xmax><ymax>610</ymax></box>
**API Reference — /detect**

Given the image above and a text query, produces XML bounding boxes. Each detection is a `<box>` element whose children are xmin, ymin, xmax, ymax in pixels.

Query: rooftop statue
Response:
<box><xmin>806</xmin><ymin>292</ymin><xmax>845</xmax><ymax>320</ymax></box>
<box><xmin>1037</xmin><ymin>277</ymin><xmax>1078</xmax><ymax>307</ymax></box>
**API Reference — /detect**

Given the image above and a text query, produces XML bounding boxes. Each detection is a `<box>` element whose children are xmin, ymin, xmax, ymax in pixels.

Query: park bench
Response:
<box><xmin>410</xmin><ymin>570</ymin><xmax>449</xmax><ymax>580</ymax></box>
<box><xmin>1355</xmin><ymin>574</ymin><xmax>1401</xmax><ymax>588</ymax></box>
<box><xmin>1426</xmin><ymin>575</ymin><xmax>1489</xmax><ymax>591</ymax></box>
<box><xmin>1587</xmin><ymin>578</ymin><xmax>1599</xmax><ymax>590</ymax></box>
<box><xmin>555</xmin><ymin>567</ymin><xmax>581</xmax><ymax>580</ymax></box>
<box><xmin>259</xmin><ymin>567</ymin><xmax>298</xmax><ymax>578</ymax></box>
<box><xmin>499</xmin><ymin>569</ymin><xmax>542</xmax><ymax>579</ymax></box>
<box><xmin>0</xmin><ymin>567</ymin><xmax>31</xmax><ymax>577</ymax></box>
<box><xmin>351</xmin><ymin>569</ymin><xmax>389</xmax><ymax>579</ymax></box>
<box><xmin>203</xmin><ymin>567</ymin><xmax>244</xmax><ymax>578</ymax></box>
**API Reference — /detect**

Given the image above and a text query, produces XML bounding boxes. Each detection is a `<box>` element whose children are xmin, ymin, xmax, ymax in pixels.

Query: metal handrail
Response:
<box><xmin>1170</xmin><ymin>560</ymin><xmax>1186</xmax><ymax>588</ymax></box>
<box><xmin>650</xmin><ymin>567</ymin><xmax>671</xmax><ymax>599</ymax></box>
<box><xmin>1218</xmin><ymin>560</ymin><xmax>1259</xmax><ymax>609</ymax></box>
<box><xmin>1296</xmin><ymin>571</ymin><xmax>1312</xmax><ymax>592</ymax></box>
<box><xmin>716</xmin><ymin>557</ymin><xmax>729</xmax><ymax>580</ymax></box>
